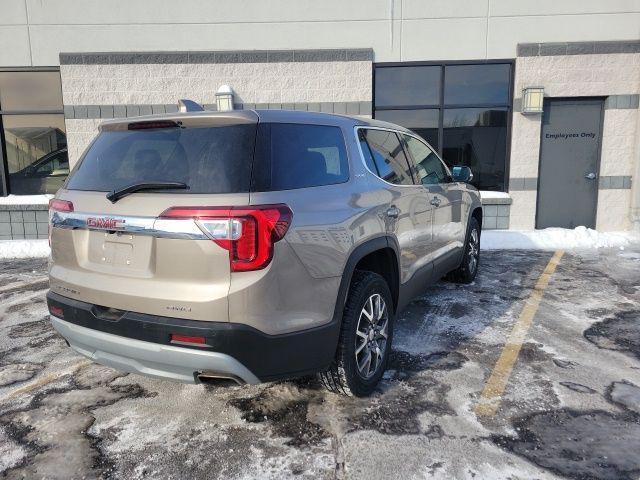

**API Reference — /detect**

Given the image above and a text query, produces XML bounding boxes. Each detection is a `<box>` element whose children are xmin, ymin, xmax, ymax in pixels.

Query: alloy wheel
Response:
<box><xmin>468</xmin><ymin>228</ymin><xmax>479</xmax><ymax>274</ymax></box>
<box><xmin>355</xmin><ymin>293</ymin><xmax>389</xmax><ymax>379</ymax></box>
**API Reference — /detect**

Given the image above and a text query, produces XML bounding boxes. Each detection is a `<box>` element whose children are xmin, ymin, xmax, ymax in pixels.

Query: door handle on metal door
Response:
<box><xmin>430</xmin><ymin>197</ymin><xmax>441</xmax><ymax>207</ymax></box>
<box><xmin>585</xmin><ymin>172</ymin><xmax>597</xmax><ymax>180</ymax></box>
<box><xmin>385</xmin><ymin>206</ymin><xmax>400</xmax><ymax>218</ymax></box>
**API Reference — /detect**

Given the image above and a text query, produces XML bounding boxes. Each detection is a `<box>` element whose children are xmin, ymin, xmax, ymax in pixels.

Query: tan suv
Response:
<box><xmin>47</xmin><ymin>108</ymin><xmax>482</xmax><ymax>396</ymax></box>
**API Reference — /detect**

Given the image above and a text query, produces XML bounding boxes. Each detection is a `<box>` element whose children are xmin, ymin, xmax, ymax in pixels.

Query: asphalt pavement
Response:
<box><xmin>0</xmin><ymin>247</ymin><xmax>639</xmax><ymax>479</ymax></box>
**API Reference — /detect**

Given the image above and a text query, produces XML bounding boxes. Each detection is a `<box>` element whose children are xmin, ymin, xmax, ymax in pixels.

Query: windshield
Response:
<box><xmin>66</xmin><ymin>124</ymin><xmax>257</xmax><ymax>194</ymax></box>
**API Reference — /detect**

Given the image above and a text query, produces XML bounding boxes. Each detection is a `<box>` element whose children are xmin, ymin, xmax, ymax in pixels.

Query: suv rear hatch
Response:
<box><xmin>50</xmin><ymin>111</ymin><xmax>263</xmax><ymax>322</ymax></box>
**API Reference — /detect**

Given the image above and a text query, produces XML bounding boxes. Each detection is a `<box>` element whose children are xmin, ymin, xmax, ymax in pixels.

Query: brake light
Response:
<box><xmin>128</xmin><ymin>120</ymin><xmax>179</xmax><ymax>130</ymax></box>
<box><xmin>159</xmin><ymin>204</ymin><xmax>292</xmax><ymax>272</ymax></box>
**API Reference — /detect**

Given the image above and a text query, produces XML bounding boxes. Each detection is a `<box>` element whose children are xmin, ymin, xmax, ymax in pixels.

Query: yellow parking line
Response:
<box><xmin>475</xmin><ymin>250</ymin><xmax>564</xmax><ymax>417</ymax></box>
<box><xmin>2</xmin><ymin>360</ymin><xmax>91</xmax><ymax>401</ymax></box>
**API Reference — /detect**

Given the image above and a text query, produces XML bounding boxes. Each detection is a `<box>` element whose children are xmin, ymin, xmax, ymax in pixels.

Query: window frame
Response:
<box><xmin>354</xmin><ymin>126</ymin><xmax>420</xmax><ymax>188</ymax></box>
<box><xmin>0</xmin><ymin>66</ymin><xmax>65</xmax><ymax>196</ymax></box>
<box><xmin>372</xmin><ymin>59</ymin><xmax>514</xmax><ymax>192</ymax></box>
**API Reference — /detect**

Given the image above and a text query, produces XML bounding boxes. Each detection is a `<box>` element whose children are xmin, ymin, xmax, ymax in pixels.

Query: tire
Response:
<box><xmin>448</xmin><ymin>216</ymin><xmax>481</xmax><ymax>284</ymax></box>
<box><xmin>318</xmin><ymin>271</ymin><xmax>394</xmax><ymax>397</ymax></box>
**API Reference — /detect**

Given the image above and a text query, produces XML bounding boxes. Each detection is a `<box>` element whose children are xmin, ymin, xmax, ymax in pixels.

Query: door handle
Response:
<box><xmin>430</xmin><ymin>197</ymin><xmax>441</xmax><ymax>207</ymax></box>
<box><xmin>585</xmin><ymin>172</ymin><xmax>597</xmax><ymax>180</ymax></box>
<box><xmin>385</xmin><ymin>206</ymin><xmax>400</xmax><ymax>218</ymax></box>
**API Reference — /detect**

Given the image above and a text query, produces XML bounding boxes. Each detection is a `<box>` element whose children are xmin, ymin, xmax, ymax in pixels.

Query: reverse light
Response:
<box><xmin>159</xmin><ymin>204</ymin><xmax>293</xmax><ymax>272</ymax></box>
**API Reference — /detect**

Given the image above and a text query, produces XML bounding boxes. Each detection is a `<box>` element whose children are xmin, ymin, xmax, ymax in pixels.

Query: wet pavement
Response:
<box><xmin>0</xmin><ymin>248</ymin><xmax>639</xmax><ymax>479</ymax></box>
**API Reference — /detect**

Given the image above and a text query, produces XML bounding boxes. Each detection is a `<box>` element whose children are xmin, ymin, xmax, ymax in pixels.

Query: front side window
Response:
<box><xmin>252</xmin><ymin>123</ymin><xmax>349</xmax><ymax>191</ymax></box>
<box><xmin>361</xmin><ymin>129</ymin><xmax>414</xmax><ymax>186</ymax></box>
<box><xmin>402</xmin><ymin>134</ymin><xmax>450</xmax><ymax>186</ymax></box>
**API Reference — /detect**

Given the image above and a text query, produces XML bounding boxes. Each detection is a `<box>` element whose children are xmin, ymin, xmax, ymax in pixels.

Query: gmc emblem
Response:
<box><xmin>86</xmin><ymin>217</ymin><xmax>126</xmax><ymax>230</ymax></box>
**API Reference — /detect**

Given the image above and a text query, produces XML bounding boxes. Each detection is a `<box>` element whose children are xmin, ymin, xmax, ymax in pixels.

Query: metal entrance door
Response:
<box><xmin>536</xmin><ymin>98</ymin><xmax>604</xmax><ymax>229</ymax></box>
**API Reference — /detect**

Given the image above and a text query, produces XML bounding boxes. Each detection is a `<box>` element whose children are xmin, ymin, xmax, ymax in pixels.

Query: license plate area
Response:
<box><xmin>85</xmin><ymin>231</ymin><xmax>154</xmax><ymax>274</ymax></box>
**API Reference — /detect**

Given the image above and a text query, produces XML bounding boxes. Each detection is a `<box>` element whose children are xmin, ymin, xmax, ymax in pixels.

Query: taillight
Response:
<box><xmin>49</xmin><ymin>305</ymin><xmax>64</xmax><ymax>318</ymax></box>
<box><xmin>159</xmin><ymin>204</ymin><xmax>292</xmax><ymax>272</ymax></box>
<box><xmin>48</xmin><ymin>199</ymin><xmax>74</xmax><ymax>245</ymax></box>
<box><xmin>49</xmin><ymin>199</ymin><xmax>74</xmax><ymax>213</ymax></box>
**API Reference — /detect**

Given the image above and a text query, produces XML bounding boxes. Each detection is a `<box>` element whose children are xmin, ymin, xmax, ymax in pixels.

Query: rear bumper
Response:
<box><xmin>47</xmin><ymin>291</ymin><xmax>339</xmax><ymax>383</ymax></box>
<box><xmin>51</xmin><ymin>316</ymin><xmax>260</xmax><ymax>384</ymax></box>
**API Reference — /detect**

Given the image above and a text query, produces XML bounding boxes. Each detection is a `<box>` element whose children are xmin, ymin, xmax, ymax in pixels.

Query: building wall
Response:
<box><xmin>59</xmin><ymin>50</ymin><xmax>373</xmax><ymax>164</ymax></box>
<box><xmin>2</xmin><ymin>0</ymin><xmax>639</xmax><ymax>66</ymax></box>
<box><xmin>509</xmin><ymin>46</ymin><xmax>640</xmax><ymax>231</ymax></box>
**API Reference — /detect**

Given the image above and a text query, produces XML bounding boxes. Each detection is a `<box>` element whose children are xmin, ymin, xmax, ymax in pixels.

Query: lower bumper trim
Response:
<box><xmin>51</xmin><ymin>316</ymin><xmax>261</xmax><ymax>385</ymax></box>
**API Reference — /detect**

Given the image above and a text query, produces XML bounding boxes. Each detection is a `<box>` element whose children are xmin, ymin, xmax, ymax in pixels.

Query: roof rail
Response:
<box><xmin>178</xmin><ymin>99</ymin><xmax>205</xmax><ymax>112</ymax></box>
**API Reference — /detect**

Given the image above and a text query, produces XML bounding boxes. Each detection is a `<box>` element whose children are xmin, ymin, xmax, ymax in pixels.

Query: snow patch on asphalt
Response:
<box><xmin>0</xmin><ymin>240</ymin><xmax>50</xmax><ymax>259</ymax></box>
<box><xmin>483</xmin><ymin>226</ymin><xmax>637</xmax><ymax>251</ymax></box>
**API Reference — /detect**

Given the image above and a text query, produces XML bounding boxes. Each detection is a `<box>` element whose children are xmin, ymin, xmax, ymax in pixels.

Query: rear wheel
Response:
<box><xmin>449</xmin><ymin>217</ymin><xmax>480</xmax><ymax>284</ymax></box>
<box><xmin>319</xmin><ymin>271</ymin><xmax>393</xmax><ymax>396</ymax></box>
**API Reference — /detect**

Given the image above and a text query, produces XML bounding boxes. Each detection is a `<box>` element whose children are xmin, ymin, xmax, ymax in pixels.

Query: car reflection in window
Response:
<box><xmin>9</xmin><ymin>147</ymin><xmax>69</xmax><ymax>195</ymax></box>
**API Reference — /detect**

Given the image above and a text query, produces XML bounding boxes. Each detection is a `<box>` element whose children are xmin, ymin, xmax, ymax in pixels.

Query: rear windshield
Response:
<box><xmin>66</xmin><ymin>124</ymin><xmax>256</xmax><ymax>194</ymax></box>
<box><xmin>65</xmin><ymin>121</ymin><xmax>349</xmax><ymax>195</ymax></box>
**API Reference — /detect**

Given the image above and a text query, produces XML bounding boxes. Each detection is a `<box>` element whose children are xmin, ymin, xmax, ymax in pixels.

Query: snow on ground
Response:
<box><xmin>0</xmin><ymin>240</ymin><xmax>50</xmax><ymax>259</ymax></box>
<box><xmin>482</xmin><ymin>226</ymin><xmax>638</xmax><ymax>251</ymax></box>
<box><xmin>480</xmin><ymin>191</ymin><xmax>511</xmax><ymax>201</ymax></box>
<box><xmin>0</xmin><ymin>194</ymin><xmax>52</xmax><ymax>205</ymax></box>
<box><xmin>0</xmin><ymin>227</ymin><xmax>637</xmax><ymax>260</ymax></box>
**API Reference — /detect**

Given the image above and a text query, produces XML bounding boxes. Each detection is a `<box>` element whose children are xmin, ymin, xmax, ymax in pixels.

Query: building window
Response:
<box><xmin>374</xmin><ymin>61</ymin><xmax>513</xmax><ymax>191</ymax></box>
<box><xmin>0</xmin><ymin>70</ymin><xmax>68</xmax><ymax>195</ymax></box>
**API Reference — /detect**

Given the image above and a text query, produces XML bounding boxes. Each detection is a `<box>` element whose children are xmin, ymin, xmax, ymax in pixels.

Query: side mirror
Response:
<box><xmin>452</xmin><ymin>166</ymin><xmax>473</xmax><ymax>183</ymax></box>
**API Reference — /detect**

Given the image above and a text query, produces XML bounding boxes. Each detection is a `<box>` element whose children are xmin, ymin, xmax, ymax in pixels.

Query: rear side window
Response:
<box><xmin>360</xmin><ymin>129</ymin><xmax>414</xmax><ymax>186</ymax></box>
<box><xmin>252</xmin><ymin>123</ymin><xmax>349</xmax><ymax>191</ymax></box>
<box><xmin>66</xmin><ymin>124</ymin><xmax>256</xmax><ymax>194</ymax></box>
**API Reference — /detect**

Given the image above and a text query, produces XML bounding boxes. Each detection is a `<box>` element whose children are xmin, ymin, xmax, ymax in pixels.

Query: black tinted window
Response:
<box><xmin>362</xmin><ymin>129</ymin><xmax>414</xmax><ymax>186</ymax></box>
<box><xmin>66</xmin><ymin>124</ymin><xmax>256</xmax><ymax>194</ymax></box>
<box><xmin>252</xmin><ymin>123</ymin><xmax>348</xmax><ymax>191</ymax></box>
<box><xmin>402</xmin><ymin>134</ymin><xmax>450</xmax><ymax>185</ymax></box>
<box><xmin>443</xmin><ymin>108</ymin><xmax>507</xmax><ymax>191</ymax></box>
<box><xmin>375</xmin><ymin>66</ymin><xmax>440</xmax><ymax>107</ymax></box>
<box><xmin>444</xmin><ymin>64</ymin><xmax>511</xmax><ymax>105</ymax></box>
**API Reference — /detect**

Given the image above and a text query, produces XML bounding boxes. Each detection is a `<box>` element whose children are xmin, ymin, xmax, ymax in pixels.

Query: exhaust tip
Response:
<box><xmin>196</xmin><ymin>371</ymin><xmax>245</xmax><ymax>386</ymax></box>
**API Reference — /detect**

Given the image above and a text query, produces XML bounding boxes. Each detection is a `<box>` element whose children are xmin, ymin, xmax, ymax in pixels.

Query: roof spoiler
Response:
<box><xmin>178</xmin><ymin>99</ymin><xmax>205</xmax><ymax>112</ymax></box>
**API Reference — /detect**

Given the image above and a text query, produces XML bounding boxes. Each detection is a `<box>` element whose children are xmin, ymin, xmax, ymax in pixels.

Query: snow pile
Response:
<box><xmin>479</xmin><ymin>190</ymin><xmax>511</xmax><ymax>201</ymax></box>
<box><xmin>482</xmin><ymin>226</ymin><xmax>638</xmax><ymax>251</ymax></box>
<box><xmin>0</xmin><ymin>240</ymin><xmax>50</xmax><ymax>259</ymax></box>
<box><xmin>0</xmin><ymin>194</ymin><xmax>53</xmax><ymax>205</ymax></box>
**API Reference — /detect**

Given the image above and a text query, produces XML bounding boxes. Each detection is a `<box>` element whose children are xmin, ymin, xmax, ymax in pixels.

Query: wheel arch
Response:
<box><xmin>332</xmin><ymin>236</ymin><xmax>400</xmax><ymax>325</ymax></box>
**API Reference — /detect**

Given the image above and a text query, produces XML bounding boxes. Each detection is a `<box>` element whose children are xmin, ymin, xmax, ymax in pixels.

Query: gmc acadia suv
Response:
<box><xmin>47</xmin><ymin>109</ymin><xmax>482</xmax><ymax>396</ymax></box>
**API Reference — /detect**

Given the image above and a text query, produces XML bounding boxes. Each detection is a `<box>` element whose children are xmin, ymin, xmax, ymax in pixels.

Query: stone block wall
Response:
<box><xmin>59</xmin><ymin>49</ymin><xmax>374</xmax><ymax>165</ymax></box>
<box><xmin>510</xmin><ymin>41</ymin><xmax>640</xmax><ymax>231</ymax></box>
<box><xmin>0</xmin><ymin>205</ymin><xmax>49</xmax><ymax>240</ymax></box>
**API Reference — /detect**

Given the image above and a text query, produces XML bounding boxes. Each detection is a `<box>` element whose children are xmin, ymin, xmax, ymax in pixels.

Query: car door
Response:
<box><xmin>401</xmin><ymin>133</ymin><xmax>465</xmax><ymax>276</ymax></box>
<box><xmin>358</xmin><ymin>128</ymin><xmax>434</xmax><ymax>289</ymax></box>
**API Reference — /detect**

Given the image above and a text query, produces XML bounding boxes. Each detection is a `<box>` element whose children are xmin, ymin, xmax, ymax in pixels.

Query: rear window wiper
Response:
<box><xmin>106</xmin><ymin>182</ymin><xmax>189</xmax><ymax>203</ymax></box>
